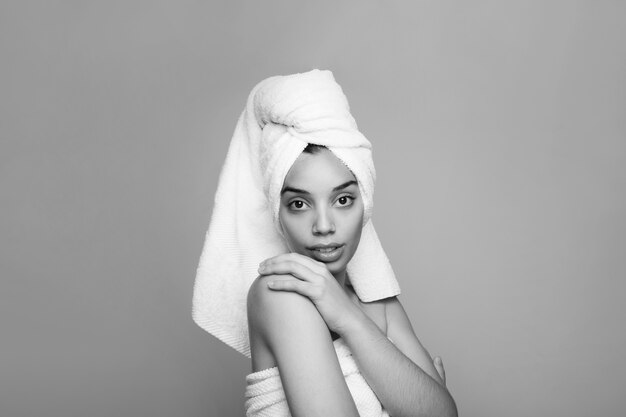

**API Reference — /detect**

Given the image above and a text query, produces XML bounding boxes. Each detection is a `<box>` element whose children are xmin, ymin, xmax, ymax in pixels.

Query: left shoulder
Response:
<box><xmin>381</xmin><ymin>295</ymin><xmax>443</xmax><ymax>384</ymax></box>
<box><xmin>381</xmin><ymin>295</ymin><xmax>416</xmax><ymax>340</ymax></box>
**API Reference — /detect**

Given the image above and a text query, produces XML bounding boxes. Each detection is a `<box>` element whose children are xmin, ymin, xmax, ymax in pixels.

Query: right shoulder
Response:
<box><xmin>246</xmin><ymin>275</ymin><xmax>359</xmax><ymax>415</ymax></box>
<box><xmin>247</xmin><ymin>274</ymin><xmax>327</xmax><ymax>350</ymax></box>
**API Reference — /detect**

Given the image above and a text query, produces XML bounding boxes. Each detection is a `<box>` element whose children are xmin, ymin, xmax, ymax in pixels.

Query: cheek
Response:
<box><xmin>341</xmin><ymin>207</ymin><xmax>364</xmax><ymax>242</ymax></box>
<box><xmin>351</xmin><ymin>200</ymin><xmax>365</xmax><ymax>229</ymax></box>
<box><xmin>349</xmin><ymin>221</ymin><xmax>363</xmax><ymax>246</ymax></box>
<box><xmin>279</xmin><ymin>212</ymin><xmax>306</xmax><ymax>246</ymax></box>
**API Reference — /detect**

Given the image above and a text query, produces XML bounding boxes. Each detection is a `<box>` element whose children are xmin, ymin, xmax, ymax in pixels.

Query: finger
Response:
<box><xmin>259</xmin><ymin>259</ymin><xmax>328</xmax><ymax>283</ymax></box>
<box><xmin>433</xmin><ymin>356</ymin><xmax>446</xmax><ymax>386</ymax></box>
<box><xmin>261</xmin><ymin>253</ymin><xmax>325</xmax><ymax>274</ymax></box>
<box><xmin>267</xmin><ymin>278</ymin><xmax>315</xmax><ymax>298</ymax></box>
<box><xmin>261</xmin><ymin>253</ymin><xmax>327</xmax><ymax>275</ymax></box>
<box><xmin>259</xmin><ymin>259</ymin><xmax>322</xmax><ymax>284</ymax></box>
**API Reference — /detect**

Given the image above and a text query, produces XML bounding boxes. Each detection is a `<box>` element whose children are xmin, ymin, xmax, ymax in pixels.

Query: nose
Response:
<box><xmin>312</xmin><ymin>208</ymin><xmax>335</xmax><ymax>235</ymax></box>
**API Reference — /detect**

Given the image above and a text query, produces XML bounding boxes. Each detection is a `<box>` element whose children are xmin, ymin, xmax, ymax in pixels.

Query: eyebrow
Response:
<box><xmin>281</xmin><ymin>180</ymin><xmax>358</xmax><ymax>195</ymax></box>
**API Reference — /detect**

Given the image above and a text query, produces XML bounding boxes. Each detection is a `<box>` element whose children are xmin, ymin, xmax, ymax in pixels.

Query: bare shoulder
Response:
<box><xmin>246</xmin><ymin>275</ymin><xmax>358</xmax><ymax>415</ymax></box>
<box><xmin>382</xmin><ymin>295</ymin><xmax>443</xmax><ymax>384</ymax></box>
<box><xmin>382</xmin><ymin>295</ymin><xmax>416</xmax><ymax>335</ymax></box>
<box><xmin>247</xmin><ymin>275</ymin><xmax>328</xmax><ymax>349</ymax></box>
<box><xmin>382</xmin><ymin>295</ymin><xmax>424</xmax><ymax>347</ymax></box>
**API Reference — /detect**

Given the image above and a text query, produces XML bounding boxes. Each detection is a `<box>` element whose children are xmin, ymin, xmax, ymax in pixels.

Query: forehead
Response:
<box><xmin>283</xmin><ymin>147</ymin><xmax>357</xmax><ymax>189</ymax></box>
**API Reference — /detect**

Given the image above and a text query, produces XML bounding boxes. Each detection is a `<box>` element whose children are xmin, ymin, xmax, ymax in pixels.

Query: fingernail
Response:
<box><xmin>435</xmin><ymin>357</ymin><xmax>442</xmax><ymax>364</ymax></box>
<box><xmin>258</xmin><ymin>265</ymin><xmax>266</xmax><ymax>273</ymax></box>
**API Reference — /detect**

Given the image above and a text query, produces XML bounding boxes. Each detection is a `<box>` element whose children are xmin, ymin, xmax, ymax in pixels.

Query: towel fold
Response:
<box><xmin>192</xmin><ymin>69</ymin><xmax>401</xmax><ymax>358</ymax></box>
<box><xmin>244</xmin><ymin>338</ymin><xmax>391</xmax><ymax>417</ymax></box>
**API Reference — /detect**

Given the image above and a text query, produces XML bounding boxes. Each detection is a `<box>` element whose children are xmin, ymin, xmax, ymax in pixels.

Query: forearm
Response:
<box><xmin>339</xmin><ymin>310</ymin><xmax>457</xmax><ymax>417</ymax></box>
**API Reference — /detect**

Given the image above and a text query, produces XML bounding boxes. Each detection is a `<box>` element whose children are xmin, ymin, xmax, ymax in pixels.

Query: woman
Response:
<box><xmin>192</xmin><ymin>69</ymin><xmax>456</xmax><ymax>416</ymax></box>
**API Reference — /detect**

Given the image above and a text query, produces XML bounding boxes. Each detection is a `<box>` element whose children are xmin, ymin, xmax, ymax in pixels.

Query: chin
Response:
<box><xmin>326</xmin><ymin>254</ymin><xmax>354</xmax><ymax>275</ymax></box>
<box><xmin>325</xmin><ymin>263</ymin><xmax>346</xmax><ymax>275</ymax></box>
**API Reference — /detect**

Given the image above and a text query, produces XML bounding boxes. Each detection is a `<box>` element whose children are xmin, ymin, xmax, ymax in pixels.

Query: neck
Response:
<box><xmin>333</xmin><ymin>269</ymin><xmax>349</xmax><ymax>290</ymax></box>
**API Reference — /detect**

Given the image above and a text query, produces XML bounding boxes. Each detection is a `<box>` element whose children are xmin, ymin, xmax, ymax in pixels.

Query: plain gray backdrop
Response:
<box><xmin>1</xmin><ymin>1</ymin><xmax>625</xmax><ymax>416</ymax></box>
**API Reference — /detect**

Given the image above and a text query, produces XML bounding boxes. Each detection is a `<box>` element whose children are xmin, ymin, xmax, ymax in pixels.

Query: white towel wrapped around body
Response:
<box><xmin>245</xmin><ymin>337</ymin><xmax>392</xmax><ymax>417</ymax></box>
<box><xmin>192</xmin><ymin>68</ymin><xmax>401</xmax><ymax>358</ymax></box>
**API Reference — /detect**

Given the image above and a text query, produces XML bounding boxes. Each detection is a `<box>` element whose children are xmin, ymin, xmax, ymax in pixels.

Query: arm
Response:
<box><xmin>338</xmin><ymin>296</ymin><xmax>457</xmax><ymax>417</ymax></box>
<box><xmin>257</xmin><ymin>253</ymin><xmax>456</xmax><ymax>417</ymax></box>
<box><xmin>247</xmin><ymin>275</ymin><xmax>360</xmax><ymax>417</ymax></box>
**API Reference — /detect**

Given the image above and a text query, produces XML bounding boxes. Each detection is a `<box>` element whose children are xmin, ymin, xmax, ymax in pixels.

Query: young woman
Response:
<box><xmin>246</xmin><ymin>144</ymin><xmax>457</xmax><ymax>417</ymax></box>
<box><xmin>192</xmin><ymin>69</ymin><xmax>456</xmax><ymax>416</ymax></box>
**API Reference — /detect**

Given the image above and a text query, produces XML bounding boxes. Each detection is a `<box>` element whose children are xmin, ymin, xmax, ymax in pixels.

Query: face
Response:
<box><xmin>279</xmin><ymin>147</ymin><xmax>364</xmax><ymax>278</ymax></box>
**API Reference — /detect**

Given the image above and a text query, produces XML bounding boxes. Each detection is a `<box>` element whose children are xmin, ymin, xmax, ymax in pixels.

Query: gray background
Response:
<box><xmin>1</xmin><ymin>1</ymin><xmax>625</xmax><ymax>416</ymax></box>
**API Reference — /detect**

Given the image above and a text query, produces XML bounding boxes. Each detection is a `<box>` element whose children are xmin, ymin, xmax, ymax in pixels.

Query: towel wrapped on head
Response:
<box><xmin>192</xmin><ymin>69</ymin><xmax>400</xmax><ymax>358</ymax></box>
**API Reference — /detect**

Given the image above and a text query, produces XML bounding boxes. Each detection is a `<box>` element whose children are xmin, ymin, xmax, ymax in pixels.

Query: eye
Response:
<box><xmin>335</xmin><ymin>195</ymin><xmax>355</xmax><ymax>207</ymax></box>
<box><xmin>288</xmin><ymin>199</ymin><xmax>308</xmax><ymax>211</ymax></box>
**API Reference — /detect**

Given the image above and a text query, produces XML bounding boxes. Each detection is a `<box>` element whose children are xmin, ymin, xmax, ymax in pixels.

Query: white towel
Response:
<box><xmin>244</xmin><ymin>337</ymin><xmax>391</xmax><ymax>417</ymax></box>
<box><xmin>192</xmin><ymin>69</ymin><xmax>401</xmax><ymax>357</ymax></box>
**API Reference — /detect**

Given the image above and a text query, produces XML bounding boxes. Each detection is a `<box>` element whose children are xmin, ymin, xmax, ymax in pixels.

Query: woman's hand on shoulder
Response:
<box><xmin>246</xmin><ymin>273</ymin><xmax>360</xmax><ymax>416</ymax></box>
<box><xmin>257</xmin><ymin>253</ymin><xmax>363</xmax><ymax>334</ymax></box>
<box><xmin>247</xmin><ymin>273</ymin><xmax>317</xmax><ymax>347</ymax></box>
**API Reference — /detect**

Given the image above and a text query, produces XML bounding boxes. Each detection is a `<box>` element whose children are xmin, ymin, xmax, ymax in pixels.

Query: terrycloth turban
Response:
<box><xmin>192</xmin><ymin>69</ymin><xmax>400</xmax><ymax>358</ymax></box>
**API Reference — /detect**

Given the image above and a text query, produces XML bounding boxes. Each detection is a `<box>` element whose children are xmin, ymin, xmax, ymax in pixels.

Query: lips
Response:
<box><xmin>308</xmin><ymin>243</ymin><xmax>345</xmax><ymax>262</ymax></box>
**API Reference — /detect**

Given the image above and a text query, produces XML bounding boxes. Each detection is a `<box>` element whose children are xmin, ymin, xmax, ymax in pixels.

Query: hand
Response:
<box><xmin>258</xmin><ymin>253</ymin><xmax>363</xmax><ymax>334</ymax></box>
<box><xmin>433</xmin><ymin>356</ymin><xmax>446</xmax><ymax>386</ymax></box>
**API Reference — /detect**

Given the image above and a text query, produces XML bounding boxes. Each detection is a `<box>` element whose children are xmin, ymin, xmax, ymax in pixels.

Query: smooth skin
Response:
<box><xmin>246</xmin><ymin>147</ymin><xmax>457</xmax><ymax>417</ymax></box>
